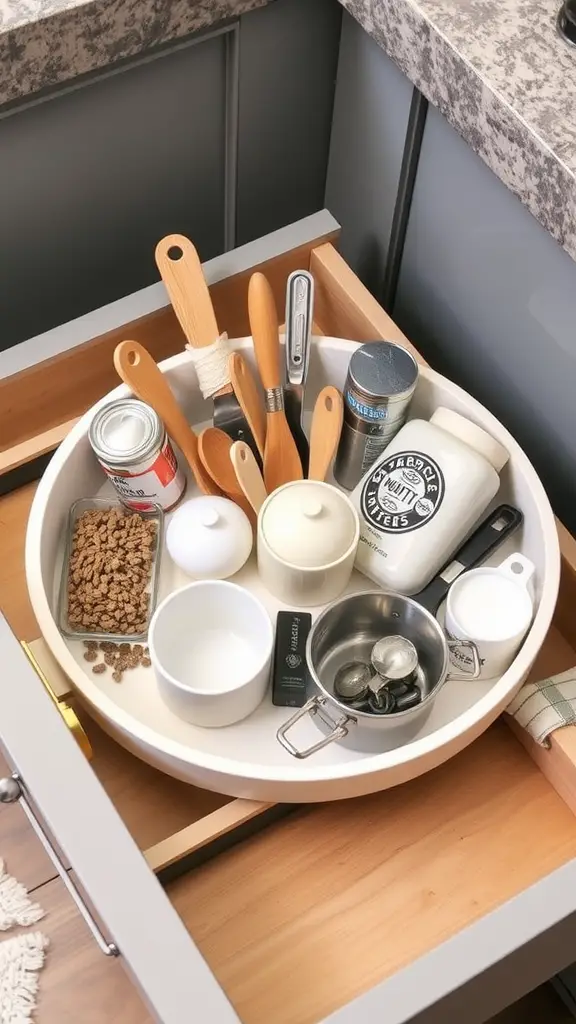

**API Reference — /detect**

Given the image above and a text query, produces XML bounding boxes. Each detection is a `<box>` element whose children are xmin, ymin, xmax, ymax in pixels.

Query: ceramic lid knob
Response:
<box><xmin>166</xmin><ymin>496</ymin><xmax>253</xmax><ymax>580</ymax></box>
<box><xmin>260</xmin><ymin>480</ymin><xmax>359</xmax><ymax>568</ymax></box>
<box><xmin>302</xmin><ymin>499</ymin><xmax>323</xmax><ymax>520</ymax></box>
<box><xmin>201</xmin><ymin>507</ymin><xmax>220</xmax><ymax>528</ymax></box>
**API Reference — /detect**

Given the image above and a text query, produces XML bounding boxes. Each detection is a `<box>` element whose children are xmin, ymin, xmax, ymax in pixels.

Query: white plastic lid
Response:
<box><xmin>430</xmin><ymin>407</ymin><xmax>509</xmax><ymax>473</ymax></box>
<box><xmin>260</xmin><ymin>481</ymin><xmax>359</xmax><ymax>568</ymax></box>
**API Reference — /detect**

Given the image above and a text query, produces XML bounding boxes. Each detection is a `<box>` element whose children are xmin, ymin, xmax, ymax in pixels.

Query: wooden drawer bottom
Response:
<box><xmin>166</xmin><ymin>719</ymin><xmax>576</xmax><ymax>1024</ymax></box>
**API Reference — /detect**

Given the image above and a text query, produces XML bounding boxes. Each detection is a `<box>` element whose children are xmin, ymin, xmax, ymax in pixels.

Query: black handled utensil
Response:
<box><xmin>412</xmin><ymin>504</ymin><xmax>524</xmax><ymax>614</ymax></box>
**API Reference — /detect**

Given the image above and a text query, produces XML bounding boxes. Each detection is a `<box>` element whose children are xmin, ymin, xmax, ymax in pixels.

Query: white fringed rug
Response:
<box><xmin>0</xmin><ymin>860</ymin><xmax>48</xmax><ymax>1023</ymax></box>
<box><xmin>0</xmin><ymin>932</ymin><xmax>48</xmax><ymax>1023</ymax></box>
<box><xmin>0</xmin><ymin>861</ymin><xmax>44</xmax><ymax>934</ymax></box>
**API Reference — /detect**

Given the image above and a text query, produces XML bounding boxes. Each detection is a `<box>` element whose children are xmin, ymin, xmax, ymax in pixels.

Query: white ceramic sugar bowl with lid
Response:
<box><xmin>166</xmin><ymin>496</ymin><xmax>253</xmax><ymax>580</ymax></box>
<box><xmin>257</xmin><ymin>480</ymin><xmax>360</xmax><ymax>607</ymax></box>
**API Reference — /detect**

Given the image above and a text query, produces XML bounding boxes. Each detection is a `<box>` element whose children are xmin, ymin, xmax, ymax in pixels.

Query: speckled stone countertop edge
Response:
<box><xmin>3</xmin><ymin>0</ymin><xmax>576</xmax><ymax>263</ymax></box>
<box><xmin>340</xmin><ymin>0</ymin><xmax>576</xmax><ymax>264</ymax></box>
<box><xmin>0</xmin><ymin>0</ymin><xmax>267</xmax><ymax>108</ymax></box>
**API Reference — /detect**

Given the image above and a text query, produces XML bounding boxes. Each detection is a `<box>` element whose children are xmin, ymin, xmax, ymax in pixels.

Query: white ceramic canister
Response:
<box><xmin>445</xmin><ymin>552</ymin><xmax>535</xmax><ymax>679</ymax></box>
<box><xmin>351</xmin><ymin>407</ymin><xmax>509</xmax><ymax>595</ymax></box>
<box><xmin>257</xmin><ymin>480</ymin><xmax>360</xmax><ymax>607</ymax></box>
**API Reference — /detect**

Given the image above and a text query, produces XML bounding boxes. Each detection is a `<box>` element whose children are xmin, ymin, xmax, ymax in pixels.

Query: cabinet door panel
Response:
<box><xmin>325</xmin><ymin>12</ymin><xmax>413</xmax><ymax>296</ymax></box>
<box><xmin>395</xmin><ymin>104</ymin><xmax>576</xmax><ymax>532</ymax></box>
<box><xmin>236</xmin><ymin>0</ymin><xmax>341</xmax><ymax>245</ymax></box>
<box><xmin>0</xmin><ymin>37</ymin><xmax>226</xmax><ymax>350</ymax></box>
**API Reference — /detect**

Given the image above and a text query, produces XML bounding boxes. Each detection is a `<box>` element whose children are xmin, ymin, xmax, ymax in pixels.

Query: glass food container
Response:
<box><xmin>58</xmin><ymin>497</ymin><xmax>163</xmax><ymax>643</ymax></box>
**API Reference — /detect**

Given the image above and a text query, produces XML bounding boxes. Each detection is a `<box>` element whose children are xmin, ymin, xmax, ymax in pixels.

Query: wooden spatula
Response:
<box><xmin>228</xmin><ymin>352</ymin><xmax>266</xmax><ymax>461</ymax></box>
<box><xmin>308</xmin><ymin>386</ymin><xmax>344</xmax><ymax>481</ymax></box>
<box><xmin>230</xmin><ymin>441</ymin><xmax>268</xmax><ymax>515</ymax></box>
<box><xmin>155</xmin><ymin>234</ymin><xmax>220</xmax><ymax>348</ymax></box>
<box><xmin>248</xmin><ymin>272</ymin><xmax>303</xmax><ymax>493</ymax></box>
<box><xmin>155</xmin><ymin>235</ymin><xmax>258</xmax><ymax>453</ymax></box>
<box><xmin>113</xmin><ymin>340</ymin><xmax>221</xmax><ymax>497</ymax></box>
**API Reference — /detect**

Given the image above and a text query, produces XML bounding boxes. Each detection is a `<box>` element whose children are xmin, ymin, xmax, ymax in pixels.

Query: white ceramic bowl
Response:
<box><xmin>149</xmin><ymin>580</ymin><xmax>274</xmax><ymax>728</ymax></box>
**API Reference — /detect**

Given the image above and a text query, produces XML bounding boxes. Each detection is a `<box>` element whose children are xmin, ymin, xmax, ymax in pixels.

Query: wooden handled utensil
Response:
<box><xmin>228</xmin><ymin>352</ymin><xmax>266</xmax><ymax>461</ymax></box>
<box><xmin>198</xmin><ymin>427</ymin><xmax>255</xmax><ymax>523</ymax></box>
<box><xmin>155</xmin><ymin>234</ymin><xmax>258</xmax><ymax>454</ymax></box>
<box><xmin>155</xmin><ymin>234</ymin><xmax>220</xmax><ymax>349</ymax></box>
<box><xmin>308</xmin><ymin>386</ymin><xmax>344</xmax><ymax>482</ymax></box>
<box><xmin>248</xmin><ymin>272</ymin><xmax>303</xmax><ymax>493</ymax></box>
<box><xmin>230</xmin><ymin>441</ymin><xmax>268</xmax><ymax>515</ymax></box>
<box><xmin>113</xmin><ymin>340</ymin><xmax>221</xmax><ymax>497</ymax></box>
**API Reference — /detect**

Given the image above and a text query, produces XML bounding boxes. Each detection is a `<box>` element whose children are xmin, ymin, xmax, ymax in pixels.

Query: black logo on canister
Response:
<box><xmin>361</xmin><ymin>451</ymin><xmax>445</xmax><ymax>534</ymax></box>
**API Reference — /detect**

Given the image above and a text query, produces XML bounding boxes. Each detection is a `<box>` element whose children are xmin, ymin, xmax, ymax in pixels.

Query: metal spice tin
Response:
<box><xmin>333</xmin><ymin>341</ymin><xmax>419</xmax><ymax>491</ymax></box>
<box><xmin>89</xmin><ymin>398</ymin><xmax>186</xmax><ymax>512</ymax></box>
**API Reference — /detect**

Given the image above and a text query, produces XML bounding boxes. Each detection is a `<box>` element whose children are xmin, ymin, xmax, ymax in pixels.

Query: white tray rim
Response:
<box><xmin>25</xmin><ymin>340</ymin><xmax>560</xmax><ymax>788</ymax></box>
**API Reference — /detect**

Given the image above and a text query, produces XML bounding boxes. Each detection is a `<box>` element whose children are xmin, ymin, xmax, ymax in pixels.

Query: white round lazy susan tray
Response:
<box><xmin>26</xmin><ymin>338</ymin><xmax>560</xmax><ymax>802</ymax></box>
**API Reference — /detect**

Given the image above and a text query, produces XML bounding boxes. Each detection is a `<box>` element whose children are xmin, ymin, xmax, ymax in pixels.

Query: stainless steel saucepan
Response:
<box><xmin>276</xmin><ymin>590</ymin><xmax>480</xmax><ymax>759</ymax></box>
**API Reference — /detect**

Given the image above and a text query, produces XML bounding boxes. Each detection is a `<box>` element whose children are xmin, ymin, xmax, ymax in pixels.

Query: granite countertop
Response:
<box><xmin>341</xmin><ymin>0</ymin><xmax>576</xmax><ymax>261</ymax></box>
<box><xmin>0</xmin><ymin>0</ymin><xmax>267</xmax><ymax>104</ymax></box>
<box><xmin>2</xmin><ymin>0</ymin><xmax>576</xmax><ymax>262</ymax></box>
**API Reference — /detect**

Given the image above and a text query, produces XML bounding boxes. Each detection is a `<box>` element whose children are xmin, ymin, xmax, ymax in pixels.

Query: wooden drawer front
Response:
<box><xmin>2</xmin><ymin>211</ymin><xmax>576</xmax><ymax>1024</ymax></box>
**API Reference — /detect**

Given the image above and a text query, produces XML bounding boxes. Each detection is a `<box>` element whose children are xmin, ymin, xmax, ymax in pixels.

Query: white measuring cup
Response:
<box><xmin>445</xmin><ymin>552</ymin><xmax>535</xmax><ymax>679</ymax></box>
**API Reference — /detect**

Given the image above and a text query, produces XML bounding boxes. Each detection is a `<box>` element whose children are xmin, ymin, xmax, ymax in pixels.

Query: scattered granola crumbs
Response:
<box><xmin>80</xmin><ymin>638</ymin><xmax>152</xmax><ymax>680</ymax></box>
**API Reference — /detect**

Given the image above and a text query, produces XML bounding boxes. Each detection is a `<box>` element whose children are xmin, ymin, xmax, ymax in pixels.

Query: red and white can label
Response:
<box><xmin>100</xmin><ymin>436</ymin><xmax>186</xmax><ymax>512</ymax></box>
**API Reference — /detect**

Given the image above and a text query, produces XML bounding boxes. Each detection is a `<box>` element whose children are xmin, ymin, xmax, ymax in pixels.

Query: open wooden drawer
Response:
<box><xmin>3</xmin><ymin>211</ymin><xmax>576</xmax><ymax>1023</ymax></box>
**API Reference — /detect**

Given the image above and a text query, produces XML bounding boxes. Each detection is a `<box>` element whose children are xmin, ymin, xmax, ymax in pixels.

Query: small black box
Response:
<box><xmin>271</xmin><ymin>611</ymin><xmax>312</xmax><ymax>707</ymax></box>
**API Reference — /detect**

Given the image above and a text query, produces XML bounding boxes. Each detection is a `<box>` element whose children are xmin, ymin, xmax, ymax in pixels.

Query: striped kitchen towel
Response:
<box><xmin>506</xmin><ymin>668</ymin><xmax>576</xmax><ymax>746</ymax></box>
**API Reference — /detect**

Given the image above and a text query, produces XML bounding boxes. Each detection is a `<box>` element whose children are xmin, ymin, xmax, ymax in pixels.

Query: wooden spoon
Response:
<box><xmin>228</xmin><ymin>352</ymin><xmax>266</xmax><ymax>460</ymax></box>
<box><xmin>247</xmin><ymin>272</ymin><xmax>303</xmax><ymax>493</ymax></box>
<box><xmin>308</xmin><ymin>386</ymin><xmax>344</xmax><ymax>482</ymax></box>
<box><xmin>230</xmin><ymin>441</ymin><xmax>267</xmax><ymax>515</ymax></box>
<box><xmin>113</xmin><ymin>341</ymin><xmax>220</xmax><ymax>497</ymax></box>
<box><xmin>198</xmin><ymin>427</ymin><xmax>255</xmax><ymax>523</ymax></box>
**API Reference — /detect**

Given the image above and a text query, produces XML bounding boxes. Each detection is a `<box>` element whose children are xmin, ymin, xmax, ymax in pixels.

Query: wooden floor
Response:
<box><xmin>2</xmin><ymin>488</ymin><xmax>576</xmax><ymax>1022</ymax></box>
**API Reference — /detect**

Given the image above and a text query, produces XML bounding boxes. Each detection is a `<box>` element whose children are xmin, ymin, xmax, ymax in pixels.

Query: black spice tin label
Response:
<box><xmin>361</xmin><ymin>451</ymin><xmax>445</xmax><ymax>534</ymax></box>
<box><xmin>272</xmin><ymin>611</ymin><xmax>312</xmax><ymax>708</ymax></box>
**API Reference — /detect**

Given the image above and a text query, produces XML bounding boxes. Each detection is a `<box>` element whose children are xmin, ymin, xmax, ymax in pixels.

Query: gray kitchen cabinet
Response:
<box><xmin>0</xmin><ymin>0</ymin><xmax>343</xmax><ymax>352</ymax></box>
<box><xmin>0</xmin><ymin>35</ymin><xmax>227</xmax><ymax>351</ymax></box>
<box><xmin>236</xmin><ymin>0</ymin><xmax>342</xmax><ymax>246</ymax></box>
<box><xmin>393</xmin><ymin>102</ymin><xmax>576</xmax><ymax>533</ymax></box>
<box><xmin>325</xmin><ymin>10</ymin><xmax>413</xmax><ymax>297</ymax></box>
